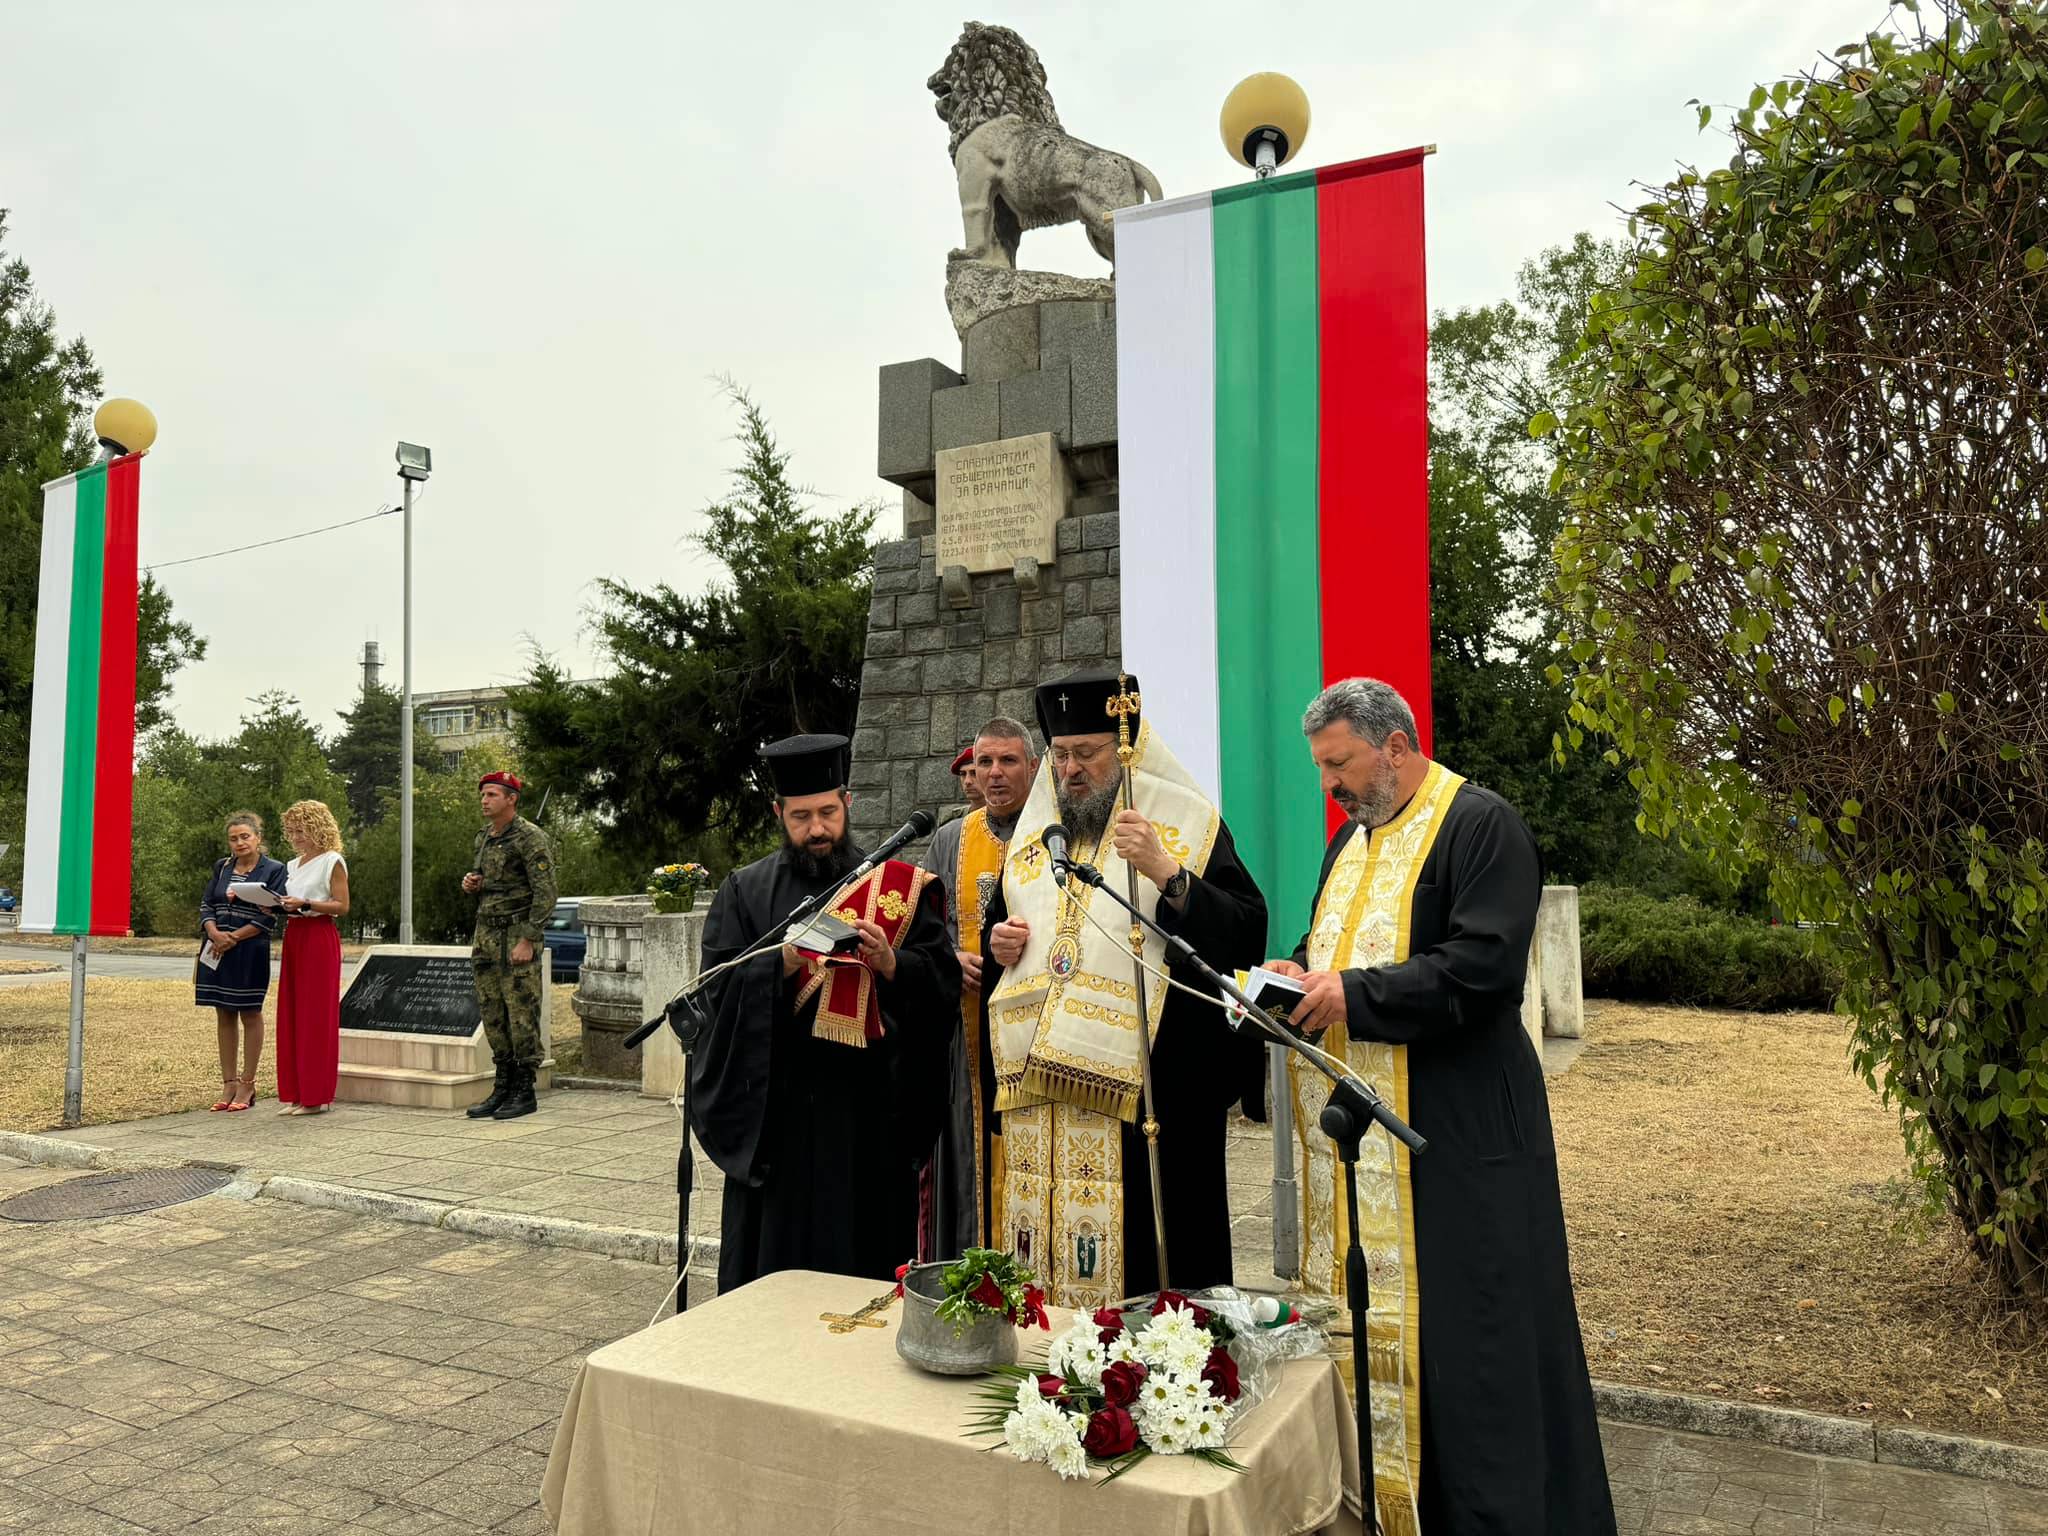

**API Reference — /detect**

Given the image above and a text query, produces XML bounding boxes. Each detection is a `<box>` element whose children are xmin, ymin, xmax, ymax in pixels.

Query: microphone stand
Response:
<box><xmin>1060</xmin><ymin>857</ymin><xmax>1424</xmax><ymax>1536</ymax></box>
<box><xmin>624</xmin><ymin>824</ymin><xmax>928</xmax><ymax>1315</ymax></box>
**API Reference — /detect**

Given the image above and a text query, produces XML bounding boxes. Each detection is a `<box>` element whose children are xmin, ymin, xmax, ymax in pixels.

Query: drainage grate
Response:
<box><xmin>0</xmin><ymin>1168</ymin><xmax>233</xmax><ymax>1223</ymax></box>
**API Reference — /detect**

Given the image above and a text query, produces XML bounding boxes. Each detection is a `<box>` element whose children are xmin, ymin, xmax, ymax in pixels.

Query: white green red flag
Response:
<box><xmin>1116</xmin><ymin>148</ymin><xmax>1433</xmax><ymax>951</ymax></box>
<box><xmin>20</xmin><ymin>455</ymin><xmax>143</xmax><ymax>935</ymax></box>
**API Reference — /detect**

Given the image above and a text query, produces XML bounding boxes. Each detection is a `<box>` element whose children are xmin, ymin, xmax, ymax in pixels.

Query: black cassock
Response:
<box><xmin>977</xmin><ymin>820</ymin><xmax>1267</xmax><ymax>1296</ymax></box>
<box><xmin>1295</xmin><ymin>785</ymin><xmax>1615</xmax><ymax>1535</ymax></box>
<box><xmin>688</xmin><ymin>845</ymin><xmax>959</xmax><ymax>1294</ymax></box>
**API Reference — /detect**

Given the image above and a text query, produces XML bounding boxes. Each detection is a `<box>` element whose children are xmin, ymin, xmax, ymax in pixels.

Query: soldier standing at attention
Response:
<box><xmin>461</xmin><ymin>771</ymin><xmax>557</xmax><ymax>1120</ymax></box>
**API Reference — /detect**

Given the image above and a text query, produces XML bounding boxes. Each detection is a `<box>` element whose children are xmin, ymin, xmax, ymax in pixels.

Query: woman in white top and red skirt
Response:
<box><xmin>276</xmin><ymin>800</ymin><xmax>351</xmax><ymax>1116</ymax></box>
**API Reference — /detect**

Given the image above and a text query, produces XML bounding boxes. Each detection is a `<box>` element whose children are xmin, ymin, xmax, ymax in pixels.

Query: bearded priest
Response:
<box><xmin>1266</xmin><ymin>678</ymin><xmax>1614</xmax><ymax>1536</ymax></box>
<box><xmin>980</xmin><ymin>670</ymin><xmax>1267</xmax><ymax>1309</ymax></box>
<box><xmin>688</xmin><ymin>734</ymin><xmax>960</xmax><ymax>1294</ymax></box>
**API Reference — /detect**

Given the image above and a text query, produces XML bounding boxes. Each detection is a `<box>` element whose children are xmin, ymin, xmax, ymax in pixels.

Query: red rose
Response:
<box><xmin>968</xmin><ymin>1272</ymin><xmax>1005</xmax><ymax>1312</ymax></box>
<box><xmin>1037</xmin><ymin>1373</ymin><xmax>1066</xmax><ymax>1400</ymax></box>
<box><xmin>1100</xmin><ymin>1359</ymin><xmax>1148</xmax><ymax>1408</ymax></box>
<box><xmin>1202</xmin><ymin>1345</ymin><xmax>1242</xmax><ymax>1403</ymax></box>
<box><xmin>894</xmin><ymin>1262</ymin><xmax>910</xmax><ymax>1299</ymax></box>
<box><xmin>1020</xmin><ymin>1285</ymin><xmax>1050</xmax><ymax>1331</ymax></box>
<box><xmin>1081</xmin><ymin>1405</ymin><xmax>1139</xmax><ymax>1458</ymax></box>
<box><xmin>1092</xmin><ymin>1305</ymin><xmax>1124</xmax><ymax>1345</ymax></box>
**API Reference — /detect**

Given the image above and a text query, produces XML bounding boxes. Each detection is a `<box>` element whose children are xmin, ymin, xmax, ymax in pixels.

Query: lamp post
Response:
<box><xmin>395</xmin><ymin>441</ymin><xmax>432</xmax><ymax>944</ymax></box>
<box><xmin>1220</xmin><ymin>72</ymin><xmax>1311</xmax><ymax>178</ymax></box>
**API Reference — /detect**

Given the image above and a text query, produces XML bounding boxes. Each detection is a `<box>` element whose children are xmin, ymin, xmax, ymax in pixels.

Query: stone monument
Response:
<box><xmin>853</xmin><ymin>22</ymin><xmax>1148</xmax><ymax>847</ymax></box>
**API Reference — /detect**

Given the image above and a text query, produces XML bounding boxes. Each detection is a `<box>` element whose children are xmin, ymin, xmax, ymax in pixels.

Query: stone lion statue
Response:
<box><xmin>927</xmin><ymin>22</ymin><xmax>1163</xmax><ymax>269</ymax></box>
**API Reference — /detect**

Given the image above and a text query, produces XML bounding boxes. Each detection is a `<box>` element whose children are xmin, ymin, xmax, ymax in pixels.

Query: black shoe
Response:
<box><xmin>493</xmin><ymin>1065</ymin><xmax>537</xmax><ymax>1120</ymax></box>
<box><xmin>466</xmin><ymin>1062</ymin><xmax>509</xmax><ymax>1119</ymax></box>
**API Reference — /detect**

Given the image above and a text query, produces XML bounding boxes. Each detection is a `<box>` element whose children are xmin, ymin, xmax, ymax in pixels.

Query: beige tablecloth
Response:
<box><xmin>541</xmin><ymin>1268</ymin><xmax>1360</xmax><ymax>1535</ymax></box>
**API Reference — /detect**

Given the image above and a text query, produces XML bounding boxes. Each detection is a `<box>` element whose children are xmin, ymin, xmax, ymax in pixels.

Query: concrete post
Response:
<box><xmin>1536</xmin><ymin>885</ymin><xmax>1585</xmax><ymax>1040</ymax></box>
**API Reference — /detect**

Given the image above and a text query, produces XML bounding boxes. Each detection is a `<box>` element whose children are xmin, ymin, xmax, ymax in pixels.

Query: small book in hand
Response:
<box><xmin>784</xmin><ymin>910</ymin><xmax>863</xmax><ymax>960</ymax></box>
<box><xmin>1234</xmin><ymin>967</ymin><xmax>1309</xmax><ymax>1030</ymax></box>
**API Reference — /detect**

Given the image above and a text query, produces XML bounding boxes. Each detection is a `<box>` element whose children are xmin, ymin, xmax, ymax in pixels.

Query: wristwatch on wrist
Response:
<box><xmin>1161</xmin><ymin>865</ymin><xmax>1191</xmax><ymax>901</ymax></box>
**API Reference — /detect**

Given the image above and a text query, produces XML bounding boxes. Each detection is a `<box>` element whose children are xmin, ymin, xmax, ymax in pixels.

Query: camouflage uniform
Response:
<box><xmin>470</xmin><ymin>817</ymin><xmax>557</xmax><ymax>1068</ymax></box>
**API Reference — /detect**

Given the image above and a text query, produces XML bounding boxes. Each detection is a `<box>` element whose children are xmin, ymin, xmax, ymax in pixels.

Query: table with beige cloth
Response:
<box><xmin>542</xmin><ymin>1268</ymin><xmax>1362</xmax><ymax>1536</ymax></box>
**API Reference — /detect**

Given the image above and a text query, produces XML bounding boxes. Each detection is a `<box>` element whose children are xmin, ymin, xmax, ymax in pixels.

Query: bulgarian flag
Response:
<box><xmin>20</xmin><ymin>455</ymin><xmax>143</xmax><ymax>936</ymax></box>
<box><xmin>1117</xmin><ymin>149</ymin><xmax>1432</xmax><ymax>954</ymax></box>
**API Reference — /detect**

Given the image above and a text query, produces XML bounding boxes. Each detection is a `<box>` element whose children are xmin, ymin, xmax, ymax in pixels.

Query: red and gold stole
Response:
<box><xmin>795</xmin><ymin>858</ymin><xmax>932</xmax><ymax>1049</ymax></box>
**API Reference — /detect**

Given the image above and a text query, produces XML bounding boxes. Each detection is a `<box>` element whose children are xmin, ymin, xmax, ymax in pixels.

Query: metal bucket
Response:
<box><xmin>895</xmin><ymin>1262</ymin><xmax>1019</xmax><ymax>1375</ymax></box>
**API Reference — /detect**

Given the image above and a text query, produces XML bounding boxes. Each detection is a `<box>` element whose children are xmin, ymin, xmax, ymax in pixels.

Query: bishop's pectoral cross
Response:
<box><xmin>819</xmin><ymin>1289</ymin><xmax>900</xmax><ymax>1334</ymax></box>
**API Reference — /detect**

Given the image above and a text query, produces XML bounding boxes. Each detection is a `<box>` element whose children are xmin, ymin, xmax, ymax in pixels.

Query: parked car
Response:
<box><xmin>545</xmin><ymin>897</ymin><xmax>587</xmax><ymax>982</ymax></box>
<box><xmin>0</xmin><ymin>887</ymin><xmax>16</xmax><ymax>913</ymax></box>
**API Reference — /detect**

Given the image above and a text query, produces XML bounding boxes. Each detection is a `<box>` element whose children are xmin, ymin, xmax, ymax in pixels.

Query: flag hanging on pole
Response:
<box><xmin>20</xmin><ymin>454</ymin><xmax>143</xmax><ymax>936</ymax></box>
<box><xmin>1116</xmin><ymin>147</ymin><xmax>1432</xmax><ymax>954</ymax></box>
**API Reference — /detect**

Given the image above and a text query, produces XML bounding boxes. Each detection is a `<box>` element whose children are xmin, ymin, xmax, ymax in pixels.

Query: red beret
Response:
<box><xmin>950</xmin><ymin>745</ymin><xmax>974</xmax><ymax>775</ymax></box>
<box><xmin>479</xmin><ymin>771</ymin><xmax>523</xmax><ymax>793</ymax></box>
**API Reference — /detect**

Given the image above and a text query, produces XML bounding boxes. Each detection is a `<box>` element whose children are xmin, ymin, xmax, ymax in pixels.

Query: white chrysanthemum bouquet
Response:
<box><xmin>967</xmin><ymin>1290</ymin><xmax>1248</xmax><ymax>1483</ymax></box>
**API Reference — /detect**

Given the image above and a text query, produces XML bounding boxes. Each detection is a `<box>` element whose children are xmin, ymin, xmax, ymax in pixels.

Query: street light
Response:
<box><xmin>396</xmin><ymin>441</ymin><xmax>432</xmax><ymax>944</ymax></box>
<box><xmin>1220</xmin><ymin>73</ymin><xmax>1310</xmax><ymax>178</ymax></box>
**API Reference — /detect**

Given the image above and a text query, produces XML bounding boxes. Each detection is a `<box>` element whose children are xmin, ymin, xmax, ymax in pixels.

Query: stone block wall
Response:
<box><xmin>848</xmin><ymin>517</ymin><xmax>1122</xmax><ymax>850</ymax></box>
<box><xmin>853</xmin><ymin>298</ymin><xmax>1125</xmax><ymax>852</ymax></box>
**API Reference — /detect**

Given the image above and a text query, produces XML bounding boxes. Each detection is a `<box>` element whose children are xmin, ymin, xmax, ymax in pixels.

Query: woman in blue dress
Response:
<box><xmin>196</xmin><ymin>811</ymin><xmax>288</xmax><ymax>1112</ymax></box>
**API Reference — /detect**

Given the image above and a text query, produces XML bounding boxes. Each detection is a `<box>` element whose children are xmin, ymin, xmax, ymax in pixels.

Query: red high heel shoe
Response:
<box><xmin>226</xmin><ymin>1076</ymin><xmax>259</xmax><ymax>1112</ymax></box>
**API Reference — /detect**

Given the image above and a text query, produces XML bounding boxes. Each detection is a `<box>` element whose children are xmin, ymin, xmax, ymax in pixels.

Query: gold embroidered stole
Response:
<box><xmin>954</xmin><ymin>809</ymin><xmax>1007</xmax><ymax>1249</ymax></box>
<box><xmin>793</xmin><ymin>859</ymin><xmax>932</xmax><ymax>1048</ymax></box>
<box><xmin>984</xmin><ymin>722</ymin><xmax>1219</xmax><ymax>1308</ymax></box>
<box><xmin>1288</xmin><ymin>762</ymin><xmax>1463</xmax><ymax>1536</ymax></box>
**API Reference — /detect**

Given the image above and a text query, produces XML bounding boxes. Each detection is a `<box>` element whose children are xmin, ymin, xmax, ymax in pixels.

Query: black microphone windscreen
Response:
<box><xmin>1042</xmin><ymin>823</ymin><xmax>1071</xmax><ymax>860</ymax></box>
<box><xmin>906</xmin><ymin>809</ymin><xmax>936</xmax><ymax>837</ymax></box>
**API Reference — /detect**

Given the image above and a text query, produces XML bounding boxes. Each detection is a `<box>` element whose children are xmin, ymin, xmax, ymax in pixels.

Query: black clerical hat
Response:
<box><xmin>1035</xmin><ymin>669</ymin><xmax>1141</xmax><ymax>742</ymax></box>
<box><xmin>760</xmin><ymin>734</ymin><xmax>850</xmax><ymax>797</ymax></box>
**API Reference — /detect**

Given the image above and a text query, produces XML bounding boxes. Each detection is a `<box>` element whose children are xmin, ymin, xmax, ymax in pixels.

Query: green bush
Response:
<box><xmin>1578</xmin><ymin>884</ymin><xmax>1839</xmax><ymax>1011</ymax></box>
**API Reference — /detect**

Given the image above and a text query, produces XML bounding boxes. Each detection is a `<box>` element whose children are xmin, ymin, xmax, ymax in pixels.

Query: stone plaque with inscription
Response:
<box><xmin>934</xmin><ymin>431</ymin><xmax>1068</xmax><ymax>574</ymax></box>
<box><xmin>341</xmin><ymin>951</ymin><xmax>480</xmax><ymax>1038</ymax></box>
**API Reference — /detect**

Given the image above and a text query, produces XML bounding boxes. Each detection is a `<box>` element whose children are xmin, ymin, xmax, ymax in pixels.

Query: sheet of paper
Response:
<box><xmin>198</xmin><ymin>941</ymin><xmax>221</xmax><ymax>970</ymax></box>
<box><xmin>227</xmin><ymin>881</ymin><xmax>281</xmax><ymax>908</ymax></box>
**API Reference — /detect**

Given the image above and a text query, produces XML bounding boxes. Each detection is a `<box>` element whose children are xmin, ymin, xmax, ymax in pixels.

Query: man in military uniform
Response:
<box><xmin>461</xmin><ymin>771</ymin><xmax>557</xmax><ymax>1120</ymax></box>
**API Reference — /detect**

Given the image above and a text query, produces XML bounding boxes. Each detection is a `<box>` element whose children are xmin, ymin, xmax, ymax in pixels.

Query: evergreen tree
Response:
<box><xmin>512</xmin><ymin>384</ymin><xmax>875</xmax><ymax>862</ymax></box>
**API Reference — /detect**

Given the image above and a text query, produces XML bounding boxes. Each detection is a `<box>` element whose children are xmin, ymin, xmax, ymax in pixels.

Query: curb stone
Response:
<box><xmin>1875</xmin><ymin>1422</ymin><xmax>2048</xmax><ymax>1490</ymax></box>
<box><xmin>1592</xmin><ymin>1381</ymin><xmax>1874</xmax><ymax>1460</ymax></box>
<box><xmin>0</xmin><ymin>1130</ymin><xmax>111</xmax><ymax>1169</ymax></box>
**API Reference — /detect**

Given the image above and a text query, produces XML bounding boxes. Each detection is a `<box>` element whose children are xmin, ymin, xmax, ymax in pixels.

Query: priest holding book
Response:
<box><xmin>1266</xmin><ymin>677</ymin><xmax>1614</xmax><ymax>1536</ymax></box>
<box><xmin>688</xmin><ymin>734</ymin><xmax>960</xmax><ymax>1293</ymax></box>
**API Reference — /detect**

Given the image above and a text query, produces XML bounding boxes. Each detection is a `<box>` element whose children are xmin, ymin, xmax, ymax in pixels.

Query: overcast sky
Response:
<box><xmin>3</xmin><ymin>0</ymin><xmax>1885</xmax><ymax>744</ymax></box>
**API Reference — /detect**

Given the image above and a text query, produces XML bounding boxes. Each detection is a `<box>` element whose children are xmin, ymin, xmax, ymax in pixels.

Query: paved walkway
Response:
<box><xmin>1</xmin><ymin>1157</ymin><xmax>2041</xmax><ymax>1535</ymax></box>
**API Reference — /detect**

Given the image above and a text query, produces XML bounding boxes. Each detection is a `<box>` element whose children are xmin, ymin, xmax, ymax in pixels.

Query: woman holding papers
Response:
<box><xmin>275</xmin><ymin>800</ymin><xmax>351</xmax><ymax>1116</ymax></box>
<box><xmin>196</xmin><ymin>812</ymin><xmax>288</xmax><ymax>1112</ymax></box>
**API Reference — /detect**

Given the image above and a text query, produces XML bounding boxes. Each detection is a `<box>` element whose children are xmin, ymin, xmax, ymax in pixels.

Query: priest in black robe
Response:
<box><xmin>688</xmin><ymin>734</ymin><xmax>959</xmax><ymax>1294</ymax></box>
<box><xmin>979</xmin><ymin>670</ymin><xmax>1267</xmax><ymax>1308</ymax></box>
<box><xmin>1267</xmin><ymin>677</ymin><xmax>1615</xmax><ymax>1536</ymax></box>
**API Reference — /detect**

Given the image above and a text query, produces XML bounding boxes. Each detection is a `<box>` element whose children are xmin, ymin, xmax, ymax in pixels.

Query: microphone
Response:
<box><xmin>1042</xmin><ymin>823</ymin><xmax>1072</xmax><ymax>886</ymax></box>
<box><xmin>847</xmin><ymin>809</ymin><xmax>937</xmax><ymax>879</ymax></box>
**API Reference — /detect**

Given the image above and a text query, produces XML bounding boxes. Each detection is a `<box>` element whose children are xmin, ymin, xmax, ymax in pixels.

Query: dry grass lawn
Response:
<box><xmin>1554</xmin><ymin>1000</ymin><xmax>2047</xmax><ymax>1446</ymax></box>
<box><xmin>1</xmin><ymin>932</ymin><xmax>368</xmax><ymax>960</ymax></box>
<box><xmin>0</xmin><ymin>977</ymin><xmax>581</xmax><ymax>1133</ymax></box>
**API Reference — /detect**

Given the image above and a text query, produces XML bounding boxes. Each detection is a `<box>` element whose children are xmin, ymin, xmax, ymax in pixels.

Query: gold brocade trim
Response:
<box><xmin>986</xmin><ymin>721</ymin><xmax>1220</xmax><ymax>1125</ymax></box>
<box><xmin>799</xmin><ymin>863</ymin><xmax>933</xmax><ymax>1050</ymax></box>
<box><xmin>956</xmin><ymin>809</ymin><xmax>1007</xmax><ymax>1250</ymax></box>
<box><xmin>999</xmin><ymin>1100</ymin><xmax>1123</xmax><ymax>1308</ymax></box>
<box><xmin>1289</xmin><ymin>762</ymin><xmax>1464</xmax><ymax>1532</ymax></box>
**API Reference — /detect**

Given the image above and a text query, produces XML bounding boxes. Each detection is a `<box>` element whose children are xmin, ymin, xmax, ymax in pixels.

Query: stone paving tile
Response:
<box><xmin>4</xmin><ymin>1169</ymin><xmax>2041</xmax><ymax>1535</ymax></box>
